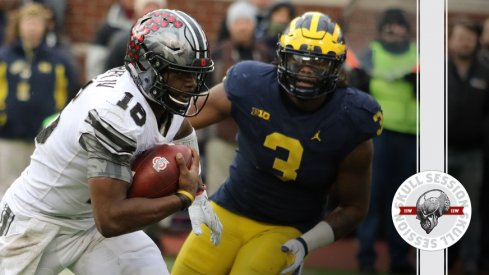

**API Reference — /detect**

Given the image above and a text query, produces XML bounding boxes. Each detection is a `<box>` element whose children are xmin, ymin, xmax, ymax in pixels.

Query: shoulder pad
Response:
<box><xmin>344</xmin><ymin>87</ymin><xmax>383</xmax><ymax>137</ymax></box>
<box><xmin>224</xmin><ymin>61</ymin><xmax>275</xmax><ymax>98</ymax></box>
<box><xmin>224</xmin><ymin>61</ymin><xmax>260</xmax><ymax>86</ymax></box>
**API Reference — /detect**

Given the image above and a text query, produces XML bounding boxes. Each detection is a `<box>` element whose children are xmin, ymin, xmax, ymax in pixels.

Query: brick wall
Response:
<box><xmin>64</xmin><ymin>0</ymin><xmax>114</xmax><ymax>43</ymax></box>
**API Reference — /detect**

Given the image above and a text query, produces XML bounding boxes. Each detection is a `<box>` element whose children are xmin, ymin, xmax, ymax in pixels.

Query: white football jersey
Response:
<box><xmin>4</xmin><ymin>68</ymin><xmax>184</xmax><ymax>230</ymax></box>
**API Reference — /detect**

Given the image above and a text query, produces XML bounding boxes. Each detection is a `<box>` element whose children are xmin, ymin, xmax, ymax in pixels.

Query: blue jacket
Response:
<box><xmin>0</xmin><ymin>40</ymin><xmax>79</xmax><ymax>139</ymax></box>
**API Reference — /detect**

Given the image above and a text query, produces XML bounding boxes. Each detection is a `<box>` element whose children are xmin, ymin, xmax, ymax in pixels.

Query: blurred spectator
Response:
<box><xmin>479</xmin><ymin>17</ymin><xmax>489</xmax><ymax>67</ymax></box>
<box><xmin>353</xmin><ymin>8</ymin><xmax>417</xmax><ymax>274</ymax></box>
<box><xmin>204</xmin><ymin>0</ymin><xmax>269</xmax><ymax>195</ymax></box>
<box><xmin>215</xmin><ymin>0</ymin><xmax>273</xmax><ymax>43</ymax></box>
<box><xmin>85</xmin><ymin>0</ymin><xmax>134</xmax><ymax>80</ymax></box>
<box><xmin>104</xmin><ymin>0</ymin><xmax>167</xmax><ymax>71</ymax></box>
<box><xmin>255</xmin><ymin>0</ymin><xmax>296</xmax><ymax>62</ymax></box>
<box><xmin>21</xmin><ymin>0</ymin><xmax>66</xmax><ymax>34</ymax></box>
<box><xmin>212</xmin><ymin>0</ymin><xmax>269</xmax><ymax>81</ymax></box>
<box><xmin>0</xmin><ymin>2</ymin><xmax>79</xmax><ymax>199</ymax></box>
<box><xmin>447</xmin><ymin>17</ymin><xmax>489</xmax><ymax>275</ymax></box>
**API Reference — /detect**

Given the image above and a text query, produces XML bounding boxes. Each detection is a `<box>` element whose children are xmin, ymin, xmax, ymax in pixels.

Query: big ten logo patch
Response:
<box><xmin>251</xmin><ymin>107</ymin><xmax>270</xmax><ymax>121</ymax></box>
<box><xmin>391</xmin><ymin>171</ymin><xmax>471</xmax><ymax>251</ymax></box>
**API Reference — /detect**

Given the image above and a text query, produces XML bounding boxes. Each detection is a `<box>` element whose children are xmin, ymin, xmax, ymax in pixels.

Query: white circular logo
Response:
<box><xmin>391</xmin><ymin>170</ymin><xmax>471</xmax><ymax>251</ymax></box>
<box><xmin>152</xmin><ymin>156</ymin><xmax>170</xmax><ymax>172</ymax></box>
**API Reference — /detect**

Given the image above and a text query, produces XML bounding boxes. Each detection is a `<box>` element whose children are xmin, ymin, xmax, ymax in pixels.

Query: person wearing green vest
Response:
<box><xmin>353</xmin><ymin>8</ymin><xmax>417</xmax><ymax>274</ymax></box>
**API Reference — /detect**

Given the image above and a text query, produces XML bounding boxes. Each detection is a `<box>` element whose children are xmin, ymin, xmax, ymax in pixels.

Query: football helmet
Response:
<box><xmin>277</xmin><ymin>12</ymin><xmax>346</xmax><ymax>99</ymax></box>
<box><xmin>125</xmin><ymin>9</ymin><xmax>214</xmax><ymax>116</ymax></box>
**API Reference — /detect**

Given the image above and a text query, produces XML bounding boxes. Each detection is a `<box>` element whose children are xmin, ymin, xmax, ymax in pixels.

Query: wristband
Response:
<box><xmin>296</xmin><ymin>237</ymin><xmax>309</xmax><ymax>256</ymax></box>
<box><xmin>301</xmin><ymin>221</ymin><xmax>335</xmax><ymax>252</ymax></box>
<box><xmin>175</xmin><ymin>193</ymin><xmax>191</xmax><ymax>210</ymax></box>
<box><xmin>177</xmin><ymin>190</ymin><xmax>195</xmax><ymax>204</ymax></box>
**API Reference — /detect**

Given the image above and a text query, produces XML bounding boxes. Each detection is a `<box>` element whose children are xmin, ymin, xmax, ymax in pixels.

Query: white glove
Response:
<box><xmin>280</xmin><ymin>238</ymin><xmax>307</xmax><ymax>274</ymax></box>
<box><xmin>188</xmin><ymin>190</ymin><xmax>223</xmax><ymax>246</ymax></box>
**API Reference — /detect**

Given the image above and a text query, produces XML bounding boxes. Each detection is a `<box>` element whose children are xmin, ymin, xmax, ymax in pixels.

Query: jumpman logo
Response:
<box><xmin>311</xmin><ymin>130</ymin><xmax>321</xmax><ymax>142</ymax></box>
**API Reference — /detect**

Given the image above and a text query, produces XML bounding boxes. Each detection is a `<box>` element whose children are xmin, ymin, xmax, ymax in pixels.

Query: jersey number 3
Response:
<box><xmin>263</xmin><ymin>132</ymin><xmax>303</xmax><ymax>182</ymax></box>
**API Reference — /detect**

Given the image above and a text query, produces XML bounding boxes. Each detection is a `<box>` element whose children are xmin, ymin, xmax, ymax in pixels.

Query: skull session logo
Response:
<box><xmin>391</xmin><ymin>171</ymin><xmax>471</xmax><ymax>251</ymax></box>
<box><xmin>416</xmin><ymin>190</ymin><xmax>451</xmax><ymax>234</ymax></box>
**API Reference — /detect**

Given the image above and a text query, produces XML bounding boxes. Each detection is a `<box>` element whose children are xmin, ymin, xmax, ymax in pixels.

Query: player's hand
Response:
<box><xmin>176</xmin><ymin>148</ymin><xmax>200</xmax><ymax>196</ymax></box>
<box><xmin>281</xmin><ymin>238</ymin><xmax>307</xmax><ymax>274</ymax></box>
<box><xmin>188</xmin><ymin>190</ymin><xmax>223</xmax><ymax>246</ymax></box>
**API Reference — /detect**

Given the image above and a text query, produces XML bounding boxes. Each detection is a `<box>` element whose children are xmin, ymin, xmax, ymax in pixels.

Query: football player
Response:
<box><xmin>0</xmin><ymin>9</ymin><xmax>222</xmax><ymax>275</ymax></box>
<box><xmin>172</xmin><ymin>12</ymin><xmax>383</xmax><ymax>275</ymax></box>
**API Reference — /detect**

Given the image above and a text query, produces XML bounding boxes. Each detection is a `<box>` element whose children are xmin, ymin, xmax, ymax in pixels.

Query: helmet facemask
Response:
<box><xmin>139</xmin><ymin>49</ymin><xmax>211</xmax><ymax>117</ymax></box>
<box><xmin>277</xmin><ymin>48</ymin><xmax>345</xmax><ymax>99</ymax></box>
<box><xmin>125</xmin><ymin>9</ymin><xmax>214</xmax><ymax>117</ymax></box>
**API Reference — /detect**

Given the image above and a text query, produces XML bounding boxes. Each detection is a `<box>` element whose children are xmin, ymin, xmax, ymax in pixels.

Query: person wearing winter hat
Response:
<box><xmin>255</xmin><ymin>0</ymin><xmax>296</xmax><ymax>62</ymax></box>
<box><xmin>226</xmin><ymin>1</ymin><xmax>257</xmax><ymax>32</ymax></box>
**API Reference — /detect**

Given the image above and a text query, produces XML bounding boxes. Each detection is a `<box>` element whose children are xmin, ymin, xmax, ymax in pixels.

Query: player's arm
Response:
<box><xmin>83</xmin><ymin>132</ymin><xmax>200</xmax><ymax>238</ymax></box>
<box><xmin>88</xmin><ymin>161</ymin><xmax>200</xmax><ymax>237</ymax></box>
<box><xmin>189</xmin><ymin>83</ymin><xmax>231</xmax><ymax>129</ymax></box>
<box><xmin>281</xmin><ymin>139</ymin><xmax>373</xmax><ymax>273</ymax></box>
<box><xmin>173</xmin><ymin>118</ymin><xmax>224</xmax><ymax>245</ymax></box>
<box><xmin>325</xmin><ymin>138</ymin><xmax>373</xmax><ymax>237</ymax></box>
<box><xmin>174</xmin><ymin>118</ymin><xmax>203</xmax><ymax>187</ymax></box>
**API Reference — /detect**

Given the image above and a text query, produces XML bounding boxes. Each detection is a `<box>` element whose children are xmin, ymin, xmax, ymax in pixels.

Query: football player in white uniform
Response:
<box><xmin>0</xmin><ymin>9</ymin><xmax>222</xmax><ymax>275</ymax></box>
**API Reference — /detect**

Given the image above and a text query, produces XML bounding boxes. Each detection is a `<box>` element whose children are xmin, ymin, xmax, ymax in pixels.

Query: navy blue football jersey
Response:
<box><xmin>211</xmin><ymin>61</ymin><xmax>383</xmax><ymax>232</ymax></box>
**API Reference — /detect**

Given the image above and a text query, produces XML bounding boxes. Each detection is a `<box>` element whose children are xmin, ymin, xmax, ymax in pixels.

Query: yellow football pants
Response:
<box><xmin>171</xmin><ymin>202</ymin><xmax>302</xmax><ymax>275</ymax></box>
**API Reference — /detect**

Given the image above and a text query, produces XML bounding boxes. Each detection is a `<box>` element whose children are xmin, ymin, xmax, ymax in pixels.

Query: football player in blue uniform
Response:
<box><xmin>172</xmin><ymin>11</ymin><xmax>383</xmax><ymax>275</ymax></box>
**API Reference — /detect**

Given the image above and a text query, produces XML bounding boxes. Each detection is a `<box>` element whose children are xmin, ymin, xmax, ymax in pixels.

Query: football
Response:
<box><xmin>127</xmin><ymin>144</ymin><xmax>192</xmax><ymax>198</ymax></box>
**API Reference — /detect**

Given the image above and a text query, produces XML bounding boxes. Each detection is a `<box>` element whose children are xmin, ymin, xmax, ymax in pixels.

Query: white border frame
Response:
<box><xmin>417</xmin><ymin>0</ymin><xmax>447</xmax><ymax>274</ymax></box>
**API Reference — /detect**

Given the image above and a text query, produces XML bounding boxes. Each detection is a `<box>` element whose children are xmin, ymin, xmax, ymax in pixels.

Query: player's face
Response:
<box><xmin>163</xmin><ymin>70</ymin><xmax>198</xmax><ymax>105</ymax></box>
<box><xmin>287</xmin><ymin>54</ymin><xmax>332</xmax><ymax>89</ymax></box>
